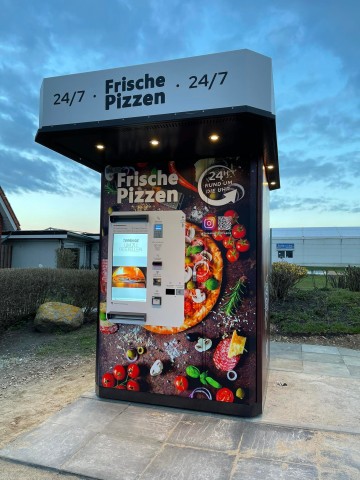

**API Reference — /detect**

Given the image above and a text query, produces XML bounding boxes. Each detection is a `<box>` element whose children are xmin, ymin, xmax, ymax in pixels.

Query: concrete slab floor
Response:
<box><xmin>0</xmin><ymin>342</ymin><xmax>359</xmax><ymax>480</ymax></box>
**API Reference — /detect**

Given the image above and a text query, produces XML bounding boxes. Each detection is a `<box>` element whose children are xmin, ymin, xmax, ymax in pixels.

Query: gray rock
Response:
<box><xmin>34</xmin><ymin>302</ymin><xmax>84</xmax><ymax>332</ymax></box>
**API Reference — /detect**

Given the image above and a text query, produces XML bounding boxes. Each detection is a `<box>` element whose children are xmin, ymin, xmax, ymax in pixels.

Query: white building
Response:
<box><xmin>271</xmin><ymin>227</ymin><xmax>360</xmax><ymax>268</ymax></box>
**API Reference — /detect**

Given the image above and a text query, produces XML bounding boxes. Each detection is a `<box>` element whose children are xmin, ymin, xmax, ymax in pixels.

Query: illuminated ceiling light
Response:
<box><xmin>149</xmin><ymin>139</ymin><xmax>160</xmax><ymax>146</ymax></box>
<box><xmin>267</xmin><ymin>165</ymin><xmax>274</xmax><ymax>170</ymax></box>
<box><xmin>95</xmin><ymin>144</ymin><xmax>105</xmax><ymax>150</ymax></box>
<box><xmin>209</xmin><ymin>134</ymin><xmax>220</xmax><ymax>142</ymax></box>
<box><xmin>270</xmin><ymin>181</ymin><xmax>276</xmax><ymax>186</ymax></box>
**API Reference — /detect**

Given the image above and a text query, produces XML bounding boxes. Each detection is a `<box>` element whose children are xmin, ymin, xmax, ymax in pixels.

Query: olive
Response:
<box><xmin>186</xmin><ymin>332</ymin><xmax>200</xmax><ymax>342</ymax></box>
<box><xmin>137</xmin><ymin>346</ymin><xmax>146</xmax><ymax>355</ymax></box>
<box><xmin>126</xmin><ymin>348</ymin><xmax>137</xmax><ymax>360</ymax></box>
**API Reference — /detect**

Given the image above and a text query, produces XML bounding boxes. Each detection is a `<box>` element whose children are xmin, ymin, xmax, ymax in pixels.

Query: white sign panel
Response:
<box><xmin>39</xmin><ymin>49</ymin><xmax>274</xmax><ymax>128</ymax></box>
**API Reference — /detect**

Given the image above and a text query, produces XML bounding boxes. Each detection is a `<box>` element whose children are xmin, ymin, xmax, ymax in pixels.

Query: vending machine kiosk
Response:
<box><xmin>36</xmin><ymin>49</ymin><xmax>280</xmax><ymax>416</ymax></box>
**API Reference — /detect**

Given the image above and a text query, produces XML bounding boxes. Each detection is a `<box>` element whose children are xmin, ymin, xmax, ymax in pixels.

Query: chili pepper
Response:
<box><xmin>168</xmin><ymin>161</ymin><xmax>198</xmax><ymax>193</ymax></box>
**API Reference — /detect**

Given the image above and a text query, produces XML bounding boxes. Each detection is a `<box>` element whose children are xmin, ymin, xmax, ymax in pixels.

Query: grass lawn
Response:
<box><xmin>35</xmin><ymin>322</ymin><xmax>97</xmax><ymax>357</ymax></box>
<box><xmin>270</xmin><ymin>285</ymin><xmax>360</xmax><ymax>335</ymax></box>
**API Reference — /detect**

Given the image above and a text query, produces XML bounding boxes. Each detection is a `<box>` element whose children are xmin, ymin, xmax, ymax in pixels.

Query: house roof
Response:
<box><xmin>0</xmin><ymin>187</ymin><xmax>21</xmax><ymax>231</ymax></box>
<box><xmin>1</xmin><ymin>228</ymin><xmax>99</xmax><ymax>242</ymax></box>
<box><xmin>272</xmin><ymin>227</ymin><xmax>360</xmax><ymax>239</ymax></box>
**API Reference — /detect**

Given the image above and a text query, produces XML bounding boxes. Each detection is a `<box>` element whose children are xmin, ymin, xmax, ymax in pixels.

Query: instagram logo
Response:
<box><xmin>202</xmin><ymin>214</ymin><xmax>217</xmax><ymax>231</ymax></box>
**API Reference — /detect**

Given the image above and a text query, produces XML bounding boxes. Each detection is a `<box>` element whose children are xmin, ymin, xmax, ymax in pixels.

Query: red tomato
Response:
<box><xmin>226</xmin><ymin>248</ymin><xmax>240</xmax><ymax>263</ymax></box>
<box><xmin>127</xmin><ymin>380</ymin><xmax>140</xmax><ymax>391</ymax></box>
<box><xmin>102</xmin><ymin>372</ymin><xmax>116</xmax><ymax>388</ymax></box>
<box><xmin>127</xmin><ymin>363</ymin><xmax>140</xmax><ymax>379</ymax></box>
<box><xmin>232</xmin><ymin>224</ymin><xmax>246</xmax><ymax>239</ymax></box>
<box><xmin>212</xmin><ymin>231</ymin><xmax>227</xmax><ymax>241</ymax></box>
<box><xmin>222</xmin><ymin>236</ymin><xmax>236</xmax><ymax>249</ymax></box>
<box><xmin>113</xmin><ymin>364</ymin><xmax>126</xmax><ymax>381</ymax></box>
<box><xmin>216</xmin><ymin>388</ymin><xmax>234</xmax><ymax>402</ymax></box>
<box><xmin>196</xmin><ymin>265</ymin><xmax>211</xmax><ymax>282</ymax></box>
<box><xmin>184</xmin><ymin>299</ymin><xmax>194</xmax><ymax>315</ymax></box>
<box><xmin>236</xmin><ymin>239</ymin><xmax>250</xmax><ymax>252</ymax></box>
<box><xmin>223</xmin><ymin>210</ymin><xmax>239</xmax><ymax>224</ymax></box>
<box><xmin>175</xmin><ymin>375</ymin><xmax>189</xmax><ymax>392</ymax></box>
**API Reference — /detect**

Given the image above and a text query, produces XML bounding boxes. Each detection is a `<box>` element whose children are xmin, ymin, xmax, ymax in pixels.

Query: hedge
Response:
<box><xmin>0</xmin><ymin>268</ymin><xmax>98</xmax><ymax>332</ymax></box>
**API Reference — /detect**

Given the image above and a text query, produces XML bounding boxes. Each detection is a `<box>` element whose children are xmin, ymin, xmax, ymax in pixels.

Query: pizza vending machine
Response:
<box><xmin>35</xmin><ymin>49</ymin><xmax>280</xmax><ymax>416</ymax></box>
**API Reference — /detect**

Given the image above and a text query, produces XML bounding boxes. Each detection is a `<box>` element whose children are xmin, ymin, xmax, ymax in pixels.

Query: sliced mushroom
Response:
<box><xmin>195</xmin><ymin>337</ymin><xmax>212</xmax><ymax>352</ymax></box>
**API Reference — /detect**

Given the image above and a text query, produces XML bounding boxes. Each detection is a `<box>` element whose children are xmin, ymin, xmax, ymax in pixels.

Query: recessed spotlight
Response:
<box><xmin>270</xmin><ymin>181</ymin><xmax>276</xmax><ymax>186</ymax></box>
<box><xmin>149</xmin><ymin>139</ymin><xmax>160</xmax><ymax>146</ymax></box>
<box><xmin>209</xmin><ymin>134</ymin><xmax>220</xmax><ymax>142</ymax></box>
<box><xmin>267</xmin><ymin>165</ymin><xmax>274</xmax><ymax>170</ymax></box>
<box><xmin>95</xmin><ymin>144</ymin><xmax>105</xmax><ymax>150</ymax></box>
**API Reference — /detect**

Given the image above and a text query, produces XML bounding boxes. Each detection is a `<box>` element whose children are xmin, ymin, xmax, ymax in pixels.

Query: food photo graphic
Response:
<box><xmin>98</xmin><ymin>156</ymin><xmax>258</xmax><ymax>405</ymax></box>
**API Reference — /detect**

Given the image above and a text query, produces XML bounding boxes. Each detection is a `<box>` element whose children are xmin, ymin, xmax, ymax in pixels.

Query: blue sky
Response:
<box><xmin>0</xmin><ymin>0</ymin><xmax>359</xmax><ymax>232</ymax></box>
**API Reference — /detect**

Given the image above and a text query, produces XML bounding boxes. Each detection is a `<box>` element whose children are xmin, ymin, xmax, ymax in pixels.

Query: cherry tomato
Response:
<box><xmin>127</xmin><ymin>380</ymin><xmax>140</xmax><ymax>391</ymax></box>
<box><xmin>223</xmin><ymin>210</ymin><xmax>239</xmax><ymax>224</ymax></box>
<box><xmin>127</xmin><ymin>363</ymin><xmax>140</xmax><ymax>379</ymax></box>
<box><xmin>222</xmin><ymin>236</ymin><xmax>236</xmax><ymax>249</ymax></box>
<box><xmin>226</xmin><ymin>248</ymin><xmax>240</xmax><ymax>263</ymax></box>
<box><xmin>212</xmin><ymin>231</ymin><xmax>227</xmax><ymax>241</ymax></box>
<box><xmin>232</xmin><ymin>224</ymin><xmax>246</xmax><ymax>239</ymax></box>
<box><xmin>236</xmin><ymin>239</ymin><xmax>250</xmax><ymax>252</ymax></box>
<box><xmin>175</xmin><ymin>375</ymin><xmax>189</xmax><ymax>392</ymax></box>
<box><xmin>216</xmin><ymin>387</ymin><xmax>234</xmax><ymax>402</ymax></box>
<box><xmin>113</xmin><ymin>364</ymin><xmax>126</xmax><ymax>381</ymax></box>
<box><xmin>102</xmin><ymin>372</ymin><xmax>116</xmax><ymax>388</ymax></box>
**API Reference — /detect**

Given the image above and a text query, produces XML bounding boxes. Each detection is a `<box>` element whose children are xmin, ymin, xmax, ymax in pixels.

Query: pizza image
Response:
<box><xmin>145</xmin><ymin>222</ymin><xmax>223</xmax><ymax>334</ymax></box>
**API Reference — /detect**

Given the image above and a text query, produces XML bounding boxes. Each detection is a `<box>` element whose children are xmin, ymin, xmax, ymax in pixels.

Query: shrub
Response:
<box><xmin>0</xmin><ymin>268</ymin><xmax>98</xmax><ymax>332</ymax></box>
<box><xmin>270</xmin><ymin>262</ymin><xmax>308</xmax><ymax>301</ymax></box>
<box><xmin>344</xmin><ymin>266</ymin><xmax>360</xmax><ymax>292</ymax></box>
<box><xmin>56</xmin><ymin>248</ymin><xmax>77</xmax><ymax>269</ymax></box>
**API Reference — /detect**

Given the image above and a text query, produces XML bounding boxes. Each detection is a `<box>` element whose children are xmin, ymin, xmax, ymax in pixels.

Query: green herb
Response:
<box><xmin>186</xmin><ymin>245</ymin><xmax>203</xmax><ymax>256</ymax></box>
<box><xmin>206</xmin><ymin>377</ymin><xmax>222</xmax><ymax>389</ymax></box>
<box><xmin>105</xmin><ymin>182</ymin><xmax>117</xmax><ymax>194</ymax></box>
<box><xmin>186</xmin><ymin>365</ymin><xmax>201</xmax><ymax>378</ymax></box>
<box><xmin>222</xmin><ymin>275</ymin><xmax>247</xmax><ymax>316</ymax></box>
<box><xmin>199</xmin><ymin>371</ymin><xmax>209</xmax><ymax>386</ymax></box>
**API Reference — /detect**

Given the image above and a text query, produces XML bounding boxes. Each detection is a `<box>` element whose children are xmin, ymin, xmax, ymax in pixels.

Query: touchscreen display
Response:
<box><xmin>111</xmin><ymin>233</ymin><xmax>148</xmax><ymax>302</ymax></box>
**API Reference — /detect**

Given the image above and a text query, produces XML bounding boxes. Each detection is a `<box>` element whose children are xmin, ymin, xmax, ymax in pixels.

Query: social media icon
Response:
<box><xmin>202</xmin><ymin>214</ymin><xmax>217</xmax><ymax>231</ymax></box>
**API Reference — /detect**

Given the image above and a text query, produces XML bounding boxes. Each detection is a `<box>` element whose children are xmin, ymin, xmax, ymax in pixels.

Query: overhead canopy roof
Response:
<box><xmin>35</xmin><ymin>49</ymin><xmax>280</xmax><ymax>189</ymax></box>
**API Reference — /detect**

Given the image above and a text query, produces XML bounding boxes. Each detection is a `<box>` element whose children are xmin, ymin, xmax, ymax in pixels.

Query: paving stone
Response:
<box><xmin>140</xmin><ymin>444</ymin><xmax>235</xmax><ymax>480</ymax></box>
<box><xmin>269</xmin><ymin>357</ymin><xmax>303</xmax><ymax>372</ymax></box>
<box><xmin>0</xmin><ymin>422</ymin><xmax>95</xmax><ymax>469</ymax></box>
<box><xmin>302</xmin><ymin>345</ymin><xmax>340</xmax><ymax>355</ymax></box>
<box><xmin>167</xmin><ymin>412</ymin><xmax>243</xmax><ymax>451</ymax></box>
<box><xmin>302</xmin><ymin>361</ymin><xmax>351</xmax><ymax>377</ymax></box>
<box><xmin>237</xmin><ymin>423</ymin><xmax>316</xmax><ymax>465</ymax></box>
<box><xmin>342</xmin><ymin>355</ymin><xmax>360</xmax><ymax>366</ymax></box>
<box><xmin>338</xmin><ymin>347</ymin><xmax>360</xmax><ymax>358</ymax></box>
<box><xmin>270</xmin><ymin>342</ymin><xmax>302</xmax><ymax>353</ymax></box>
<box><xmin>270</xmin><ymin>351</ymin><xmax>303</xmax><ymax>360</ymax></box>
<box><xmin>232</xmin><ymin>458</ymin><xmax>318</xmax><ymax>479</ymax></box>
<box><xmin>50</xmin><ymin>397</ymin><xmax>127</xmax><ymax>432</ymax></box>
<box><xmin>106</xmin><ymin>404</ymin><xmax>182</xmax><ymax>442</ymax></box>
<box><xmin>63</xmin><ymin>432</ymin><xmax>162</xmax><ymax>480</ymax></box>
<box><xmin>347</xmin><ymin>365</ymin><xmax>360</xmax><ymax>377</ymax></box>
<box><xmin>302</xmin><ymin>352</ymin><xmax>344</xmax><ymax>364</ymax></box>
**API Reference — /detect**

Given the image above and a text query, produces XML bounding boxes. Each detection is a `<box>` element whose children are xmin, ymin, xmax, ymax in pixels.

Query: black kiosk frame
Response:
<box><xmin>36</xmin><ymin>49</ymin><xmax>280</xmax><ymax>417</ymax></box>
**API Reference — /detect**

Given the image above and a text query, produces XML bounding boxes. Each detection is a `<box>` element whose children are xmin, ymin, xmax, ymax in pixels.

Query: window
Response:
<box><xmin>278</xmin><ymin>250</ymin><xmax>293</xmax><ymax>259</ymax></box>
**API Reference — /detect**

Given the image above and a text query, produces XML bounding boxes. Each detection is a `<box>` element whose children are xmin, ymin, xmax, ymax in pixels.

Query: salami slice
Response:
<box><xmin>213</xmin><ymin>338</ymin><xmax>240</xmax><ymax>372</ymax></box>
